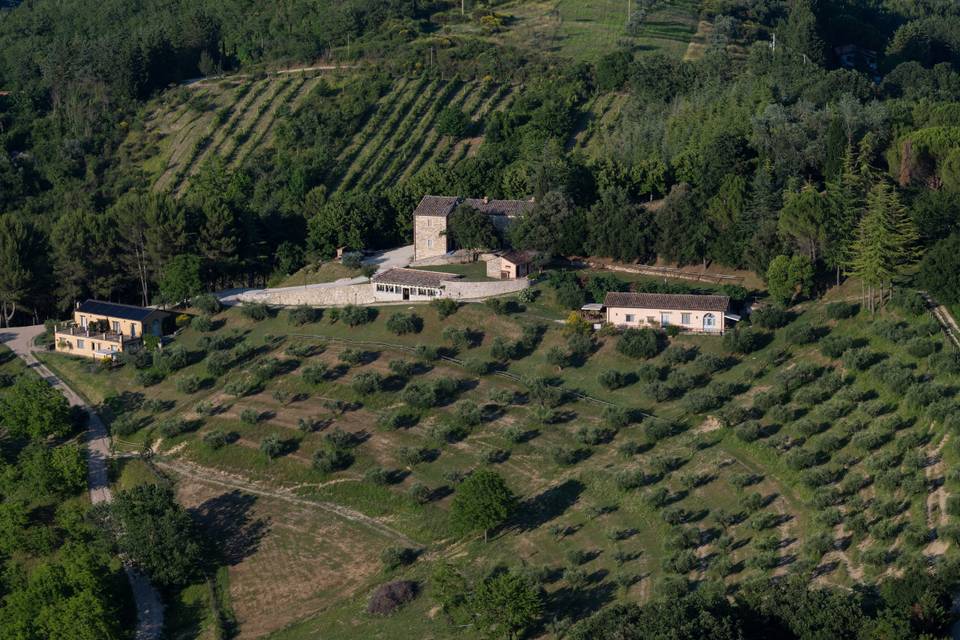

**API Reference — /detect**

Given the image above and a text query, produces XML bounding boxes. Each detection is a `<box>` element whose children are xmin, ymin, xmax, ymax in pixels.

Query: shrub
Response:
<box><xmin>313</xmin><ymin>447</ymin><xmax>353</xmax><ymax>472</ymax></box>
<box><xmin>240</xmin><ymin>302</ymin><xmax>272</xmax><ymax>321</ymax></box>
<box><xmin>203</xmin><ymin>430</ymin><xmax>228</xmax><ymax>449</ymax></box>
<box><xmin>890</xmin><ymin>289</ymin><xmax>926</xmax><ymax>315</ymax></box>
<box><xmin>386</xmin><ymin>312</ymin><xmax>423</xmax><ymax>335</ymax></box>
<box><xmin>431</xmin><ymin>298</ymin><xmax>459</xmax><ymax>319</ymax></box>
<box><xmin>784</xmin><ymin>324</ymin><xmax>820</xmax><ymax>345</ymax></box>
<box><xmin>193</xmin><ymin>293</ymin><xmax>222</xmax><ymax>315</ymax></box>
<box><xmin>484</xmin><ymin>297</ymin><xmax>517</xmax><ymax>315</ymax></box>
<box><xmin>402</xmin><ymin>382</ymin><xmax>439</xmax><ymax>409</ymax></box>
<box><xmin>819</xmin><ymin>335</ymin><xmax>854</xmax><ymax>358</ymax></box>
<box><xmin>931</xmin><ymin>350</ymin><xmax>960</xmax><ymax>374</ymax></box>
<box><xmin>617</xmin><ymin>328</ymin><xmax>666</xmax><ymax>359</ymax></box>
<box><xmin>339</xmin><ymin>349</ymin><xmax>368</xmax><ymax>366</ymax></box>
<box><xmin>414</xmin><ymin>344</ymin><xmax>439</xmax><ymax>361</ymax></box>
<box><xmin>453</xmin><ymin>401</ymin><xmax>483</xmax><ymax>427</ymax></box>
<box><xmin>192</xmin><ymin>315</ymin><xmax>214</xmax><ymax>332</ymax></box>
<box><xmin>463</xmin><ymin>358</ymin><xmax>493</xmax><ymax>376</ymax></box>
<box><xmin>598</xmin><ymin>370</ymin><xmax>628</xmax><ymax>390</ymax></box>
<box><xmin>603</xmin><ymin>406</ymin><xmax>632</xmax><ymax>429</ymax></box>
<box><xmin>825</xmin><ymin>301</ymin><xmax>856</xmax><ymax>319</ymax></box>
<box><xmin>351</xmin><ymin>372</ymin><xmax>384</xmax><ymax>395</ymax></box>
<box><xmin>302</xmin><ymin>363</ymin><xmax>329</xmax><ymax>385</ymax></box>
<box><xmin>367</xmin><ymin>581</ymin><xmax>418</xmax><ymax>616</ymax></box>
<box><xmin>158</xmin><ymin>417</ymin><xmax>189</xmax><ymax>438</ymax></box>
<box><xmin>752</xmin><ymin>307</ymin><xmax>791</xmax><ymax>329</ymax></box>
<box><xmin>662</xmin><ymin>345</ymin><xmax>697</xmax><ymax>365</ymax></box>
<box><xmin>683</xmin><ymin>389</ymin><xmax>725</xmax><ymax>413</ymax></box>
<box><xmin>341</xmin><ymin>304</ymin><xmax>375</xmax><ymax>326</ymax></box>
<box><xmin>377</xmin><ymin>410</ymin><xmax>419</xmax><ymax>431</ymax></box>
<box><xmin>136</xmin><ymin>368</ymin><xmax>165</xmax><ymax>387</ymax></box>
<box><xmin>175</xmin><ymin>375</ymin><xmax>202</xmax><ymax>395</ymax></box>
<box><xmin>381</xmin><ymin>546</ymin><xmax>417</xmax><ymax>572</ymax></box>
<box><xmin>110</xmin><ymin>415</ymin><xmax>142</xmax><ymax>437</ymax></box>
<box><xmin>397</xmin><ymin>446</ymin><xmax>431</xmax><ymax>466</ymax></box>
<box><xmin>288</xmin><ymin>305</ymin><xmax>321</xmax><ymax>326</ymax></box>
<box><xmin>388</xmin><ymin>360</ymin><xmax>416</xmax><ymax>378</ymax></box>
<box><xmin>723</xmin><ymin>326</ymin><xmax>767</xmax><ymax>354</ymax></box>
<box><xmin>551</xmin><ymin>446</ymin><xmax>589</xmax><ymax>466</ymax></box>
<box><xmin>905</xmin><ymin>337</ymin><xmax>937</xmax><ymax>358</ymax></box>
<box><xmin>575</xmin><ymin>426</ymin><xmax>616</xmax><ymax>446</ymax></box>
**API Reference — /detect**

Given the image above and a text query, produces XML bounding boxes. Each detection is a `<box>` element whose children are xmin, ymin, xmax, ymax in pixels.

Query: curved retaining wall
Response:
<box><xmin>443</xmin><ymin>277</ymin><xmax>530</xmax><ymax>300</ymax></box>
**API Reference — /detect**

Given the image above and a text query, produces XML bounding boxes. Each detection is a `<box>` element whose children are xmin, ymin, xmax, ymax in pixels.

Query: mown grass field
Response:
<box><xmin>448</xmin><ymin>0</ymin><xmax>701</xmax><ymax>61</ymax></box>
<box><xmin>38</xmin><ymin>270</ymin><xmax>960</xmax><ymax>638</ymax></box>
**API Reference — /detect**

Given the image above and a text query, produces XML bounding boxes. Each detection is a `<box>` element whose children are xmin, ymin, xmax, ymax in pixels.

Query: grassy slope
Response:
<box><xmin>40</xmin><ymin>270</ymin><xmax>960</xmax><ymax>638</ymax></box>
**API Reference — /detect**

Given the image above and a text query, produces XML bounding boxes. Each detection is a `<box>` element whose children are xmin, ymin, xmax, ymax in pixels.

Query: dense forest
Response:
<box><xmin>3</xmin><ymin>0</ymin><xmax>960</xmax><ymax>319</ymax></box>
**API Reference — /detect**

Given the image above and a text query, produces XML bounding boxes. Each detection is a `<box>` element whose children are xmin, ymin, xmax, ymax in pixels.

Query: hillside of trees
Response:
<box><xmin>1</xmin><ymin>0</ymin><xmax>959</xmax><ymax>319</ymax></box>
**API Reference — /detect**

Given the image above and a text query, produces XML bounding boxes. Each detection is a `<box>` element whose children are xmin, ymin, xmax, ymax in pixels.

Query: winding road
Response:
<box><xmin>0</xmin><ymin>326</ymin><xmax>164</xmax><ymax>640</ymax></box>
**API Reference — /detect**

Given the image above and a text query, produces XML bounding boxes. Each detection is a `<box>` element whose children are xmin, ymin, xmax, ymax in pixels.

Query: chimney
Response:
<box><xmin>76</xmin><ymin>301</ymin><xmax>80</xmax><ymax>310</ymax></box>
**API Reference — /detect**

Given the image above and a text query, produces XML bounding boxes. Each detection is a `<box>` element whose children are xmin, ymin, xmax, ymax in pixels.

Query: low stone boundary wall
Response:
<box><xmin>443</xmin><ymin>277</ymin><xmax>530</xmax><ymax>300</ymax></box>
<box><xmin>235</xmin><ymin>284</ymin><xmax>375</xmax><ymax>307</ymax></box>
<box><xmin>230</xmin><ymin>276</ymin><xmax>529</xmax><ymax>307</ymax></box>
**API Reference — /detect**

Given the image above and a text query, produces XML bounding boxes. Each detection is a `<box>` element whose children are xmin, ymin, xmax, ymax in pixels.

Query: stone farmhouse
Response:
<box><xmin>54</xmin><ymin>300</ymin><xmax>169</xmax><ymax>360</ymax></box>
<box><xmin>601</xmin><ymin>292</ymin><xmax>736</xmax><ymax>335</ymax></box>
<box><xmin>412</xmin><ymin>195</ymin><xmax>535</xmax><ymax>262</ymax></box>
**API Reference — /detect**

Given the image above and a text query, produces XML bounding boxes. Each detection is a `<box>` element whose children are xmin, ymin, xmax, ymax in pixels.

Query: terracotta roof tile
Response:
<box><xmin>413</xmin><ymin>195</ymin><xmax>535</xmax><ymax>218</ymax></box>
<box><xmin>413</xmin><ymin>196</ymin><xmax>460</xmax><ymax>217</ymax></box>
<box><xmin>372</xmin><ymin>268</ymin><xmax>461</xmax><ymax>288</ymax></box>
<box><xmin>603</xmin><ymin>292</ymin><xmax>730</xmax><ymax>312</ymax></box>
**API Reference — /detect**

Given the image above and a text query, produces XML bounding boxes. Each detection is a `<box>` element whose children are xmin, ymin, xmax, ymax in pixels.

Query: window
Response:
<box><xmin>624</xmin><ymin>314</ymin><xmax>636</xmax><ymax>323</ymax></box>
<box><xmin>681</xmin><ymin>313</ymin><xmax>691</xmax><ymax>325</ymax></box>
<box><xmin>77</xmin><ymin>339</ymin><xmax>85</xmax><ymax>350</ymax></box>
<box><xmin>80</xmin><ymin>316</ymin><xmax>87</xmax><ymax>328</ymax></box>
<box><xmin>646</xmin><ymin>316</ymin><xmax>655</xmax><ymax>325</ymax></box>
<box><xmin>704</xmin><ymin>313</ymin><xmax>716</xmax><ymax>329</ymax></box>
<box><xmin>660</xmin><ymin>312</ymin><xmax>671</xmax><ymax>326</ymax></box>
<box><xmin>427</xmin><ymin>239</ymin><xmax>434</xmax><ymax>249</ymax></box>
<box><xmin>112</xmin><ymin>321</ymin><xmax>120</xmax><ymax>333</ymax></box>
<box><xmin>130</xmin><ymin>323</ymin><xmax>137</xmax><ymax>337</ymax></box>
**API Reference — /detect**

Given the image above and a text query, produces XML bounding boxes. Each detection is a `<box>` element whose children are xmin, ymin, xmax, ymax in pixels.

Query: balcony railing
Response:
<box><xmin>55</xmin><ymin>323</ymin><xmax>129</xmax><ymax>344</ymax></box>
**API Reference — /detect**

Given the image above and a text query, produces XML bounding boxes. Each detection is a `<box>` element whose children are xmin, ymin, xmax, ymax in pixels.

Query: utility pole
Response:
<box><xmin>462</xmin><ymin>0</ymin><xmax>465</xmax><ymax>17</ymax></box>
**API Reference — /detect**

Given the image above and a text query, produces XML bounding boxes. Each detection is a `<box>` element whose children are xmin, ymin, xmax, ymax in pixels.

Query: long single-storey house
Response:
<box><xmin>371</xmin><ymin>268</ymin><xmax>461</xmax><ymax>301</ymax></box>
<box><xmin>413</xmin><ymin>195</ymin><xmax>535</xmax><ymax>262</ymax></box>
<box><xmin>54</xmin><ymin>300</ymin><xmax>169</xmax><ymax>360</ymax></box>
<box><xmin>603</xmin><ymin>292</ymin><xmax>733</xmax><ymax>335</ymax></box>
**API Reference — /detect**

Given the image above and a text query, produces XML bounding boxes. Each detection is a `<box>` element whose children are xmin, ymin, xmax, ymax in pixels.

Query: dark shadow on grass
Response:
<box><xmin>191</xmin><ymin>490</ymin><xmax>270</xmax><ymax>566</ymax></box>
<box><xmin>514</xmin><ymin>479</ymin><xmax>584</xmax><ymax>532</ymax></box>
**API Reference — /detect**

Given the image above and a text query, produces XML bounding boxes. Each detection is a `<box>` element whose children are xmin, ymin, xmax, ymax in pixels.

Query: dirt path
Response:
<box><xmin>0</xmin><ymin>326</ymin><xmax>164</xmax><ymax>640</ymax></box>
<box><xmin>923</xmin><ymin>292</ymin><xmax>960</xmax><ymax>349</ymax></box>
<box><xmin>154</xmin><ymin>458</ymin><xmax>420</xmax><ymax>547</ymax></box>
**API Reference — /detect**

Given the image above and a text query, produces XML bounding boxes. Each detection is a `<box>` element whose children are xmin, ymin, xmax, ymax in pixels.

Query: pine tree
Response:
<box><xmin>823</xmin><ymin>145</ymin><xmax>864</xmax><ymax>285</ymax></box>
<box><xmin>849</xmin><ymin>181</ymin><xmax>919</xmax><ymax>312</ymax></box>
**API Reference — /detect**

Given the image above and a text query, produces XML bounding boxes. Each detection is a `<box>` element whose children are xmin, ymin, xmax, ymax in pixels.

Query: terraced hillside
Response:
<box><xmin>122</xmin><ymin>73</ymin><xmax>327</xmax><ymax>195</ymax></box>
<box><xmin>570</xmin><ymin>92</ymin><xmax>630</xmax><ymax>155</ymax></box>
<box><xmin>330</xmin><ymin>77</ymin><xmax>514</xmax><ymax>195</ymax></box>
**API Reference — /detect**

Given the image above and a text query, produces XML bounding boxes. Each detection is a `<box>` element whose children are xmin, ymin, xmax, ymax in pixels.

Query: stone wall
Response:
<box><xmin>443</xmin><ymin>277</ymin><xmax>530</xmax><ymax>300</ymax></box>
<box><xmin>234</xmin><ymin>284</ymin><xmax>375</xmax><ymax>307</ymax></box>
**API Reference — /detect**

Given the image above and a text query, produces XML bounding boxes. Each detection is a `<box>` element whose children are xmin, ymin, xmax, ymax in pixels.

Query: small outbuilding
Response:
<box><xmin>486</xmin><ymin>250</ymin><xmax>536</xmax><ymax>280</ymax></box>
<box><xmin>371</xmin><ymin>268</ymin><xmax>461</xmax><ymax>301</ymax></box>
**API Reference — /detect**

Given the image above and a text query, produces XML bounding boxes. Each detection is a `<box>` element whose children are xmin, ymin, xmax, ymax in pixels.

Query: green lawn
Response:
<box><xmin>272</xmin><ymin>262</ymin><xmax>365</xmax><ymax>288</ymax></box>
<box><xmin>416</xmin><ymin>261</ymin><xmax>494</xmax><ymax>281</ymax></box>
